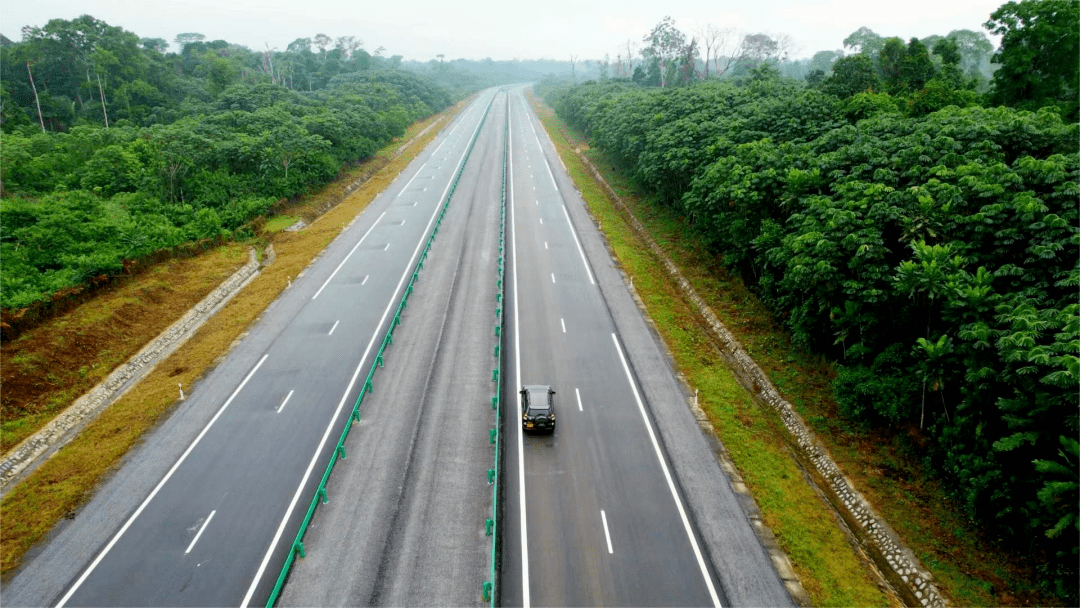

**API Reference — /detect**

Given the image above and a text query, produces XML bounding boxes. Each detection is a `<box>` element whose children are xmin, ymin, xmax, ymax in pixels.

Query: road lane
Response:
<box><xmin>502</xmin><ymin>86</ymin><xmax>793</xmax><ymax>607</ymax></box>
<box><xmin>4</xmin><ymin>91</ymin><xmax>498</xmax><ymax>608</ymax></box>
<box><xmin>276</xmin><ymin>88</ymin><xmax>507</xmax><ymax>607</ymax></box>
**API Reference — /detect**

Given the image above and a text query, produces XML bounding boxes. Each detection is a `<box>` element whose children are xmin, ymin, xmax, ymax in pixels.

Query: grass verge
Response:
<box><xmin>529</xmin><ymin>93</ymin><xmax>1057</xmax><ymax>607</ymax></box>
<box><xmin>0</xmin><ymin>99</ymin><xmax>467</xmax><ymax>578</ymax></box>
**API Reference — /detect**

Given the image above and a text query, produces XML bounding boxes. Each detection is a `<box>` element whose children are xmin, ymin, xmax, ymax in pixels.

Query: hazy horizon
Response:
<box><xmin>4</xmin><ymin>0</ymin><xmax>1003</xmax><ymax>63</ymax></box>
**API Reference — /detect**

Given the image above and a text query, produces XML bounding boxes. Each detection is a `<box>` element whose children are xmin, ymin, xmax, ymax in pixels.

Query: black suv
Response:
<box><xmin>520</xmin><ymin>385</ymin><xmax>556</xmax><ymax>433</ymax></box>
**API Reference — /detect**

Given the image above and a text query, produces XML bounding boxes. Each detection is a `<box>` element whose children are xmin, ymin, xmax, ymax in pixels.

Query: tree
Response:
<box><xmin>741</xmin><ymin>33</ymin><xmax>792</xmax><ymax>70</ymax></box>
<box><xmin>313</xmin><ymin>33</ymin><xmax>331</xmax><ymax>55</ymax></box>
<box><xmin>139</xmin><ymin>37</ymin><xmax>168</xmax><ymax>53</ymax></box>
<box><xmin>946</xmin><ymin>29</ymin><xmax>994</xmax><ymax>79</ymax></box>
<box><xmin>821</xmin><ymin>54</ymin><xmax>880</xmax><ymax>98</ymax></box>
<box><xmin>286</xmin><ymin>38</ymin><xmax>311</xmax><ymax>54</ymax></box>
<box><xmin>642</xmin><ymin>16</ymin><xmax>687</xmax><ymax>88</ymax></box>
<box><xmin>843</xmin><ymin>27</ymin><xmax>884</xmax><ymax>57</ymax></box>
<box><xmin>932</xmin><ymin>37</ymin><xmax>964</xmax><ymax>88</ymax></box>
<box><xmin>174</xmin><ymin>32</ymin><xmax>205</xmax><ymax>52</ymax></box>
<box><xmin>807</xmin><ymin>49</ymin><xmax>843</xmax><ymax>76</ymax></box>
<box><xmin>985</xmin><ymin>0</ymin><xmax>1080</xmax><ymax>118</ymax></box>
<box><xmin>877</xmin><ymin>37</ymin><xmax>905</xmax><ymax>91</ymax></box>
<box><xmin>899</xmin><ymin>37</ymin><xmax>934</xmax><ymax>91</ymax></box>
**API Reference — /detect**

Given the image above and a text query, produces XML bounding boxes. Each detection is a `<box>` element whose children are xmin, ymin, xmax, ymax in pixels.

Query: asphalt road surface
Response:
<box><xmin>4</xmin><ymin>89</ymin><xmax>499</xmax><ymax>608</ymax></box>
<box><xmin>499</xmin><ymin>87</ymin><xmax>794</xmax><ymax>608</ymax></box>
<box><xmin>275</xmin><ymin>89</ymin><xmax>507</xmax><ymax>606</ymax></box>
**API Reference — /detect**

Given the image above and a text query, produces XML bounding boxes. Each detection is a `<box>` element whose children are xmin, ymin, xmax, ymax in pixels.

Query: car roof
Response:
<box><xmin>522</xmin><ymin>384</ymin><xmax>551</xmax><ymax>392</ymax></box>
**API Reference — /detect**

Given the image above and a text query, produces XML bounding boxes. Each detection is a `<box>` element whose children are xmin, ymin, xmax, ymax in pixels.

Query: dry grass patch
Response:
<box><xmin>0</xmin><ymin>99</ymin><xmax>466</xmax><ymax>578</ymax></box>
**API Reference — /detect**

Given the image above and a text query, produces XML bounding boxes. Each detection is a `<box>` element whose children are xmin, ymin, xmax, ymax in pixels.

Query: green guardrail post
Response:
<box><xmin>337</xmin><ymin>444</ymin><xmax>346</xmax><ymax>460</ymax></box>
<box><xmin>487</xmin><ymin>469</ymin><xmax>495</xmax><ymax>485</ymax></box>
<box><xmin>493</xmin><ymin>344</ymin><xmax>499</xmax><ymax>358</ymax></box>
<box><xmin>294</xmin><ymin>540</ymin><xmax>305</xmax><ymax>559</ymax></box>
<box><xmin>489</xmin><ymin>428</ymin><xmax>496</xmax><ymax>444</ymax></box>
<box><xmin>491</xmin><ymin>395</ymin><xmax>498</xmax><ymax>409</ymax></box>
<box><xmin>483</xmin><ymin>581</ymin><xmax>493</xmax><ymax>603</ymax></box>
<box><xmin>319</xmin><ymin>486</ymin><xmax>328</xmax><ymax>504</ymax></box>
<box><xmin>492</xmin><ymin>368</ymin><xmax>498</xmax><ymax>382</ymax></box>
<box><xmin>376</xmin><ymin>354</ymin><xmax>384</xmax><ymax>368</ymax></box>
<box><xmin>494</xmin><ymin>325</ymin><xmax>500</xmax><ymax>337</ymax></box>
<box><xmin>486</xmin><ymin>518</ymin><xmax>494</xmax><ymax>535</ymax></box>
<box><xmin>352</xmin><ymin>409</ymin><xmax>361</xmax><ymax>423</ymax></box>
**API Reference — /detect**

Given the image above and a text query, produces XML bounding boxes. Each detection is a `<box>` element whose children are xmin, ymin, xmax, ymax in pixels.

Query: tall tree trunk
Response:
<box><xmin>96</xmin><ymin>72</ymin><xmax>109</xmax><ymax>128</ymax></box>
<box><xmin>26</xmin><ymin>62</ymin><xmax>46</xmax><ymax>133</ymax></box>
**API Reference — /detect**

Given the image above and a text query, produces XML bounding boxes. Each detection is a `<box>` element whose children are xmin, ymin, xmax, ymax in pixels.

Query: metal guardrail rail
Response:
<box><xmin>482</xmin><ymin>90</ymin><xmax>509</xmax><ymax>606</ymax></box>
<box><xmin>265</xmin><ymin>94</ymin><xmax>494</xmax><ymax>607</ymax></box>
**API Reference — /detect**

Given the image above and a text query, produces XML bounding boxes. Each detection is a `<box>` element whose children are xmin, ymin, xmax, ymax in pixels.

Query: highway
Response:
<box><xmin>499</xmin><ymin>87</ymin><xmax>793</xmax><ymax>607</ymax></box>
<box><xmin>3</xmin><ymin>89</ymin><xmax>500</xmax><ymax>607</ymax></box>
<box><xmin>5</xmin><ymin>85</ymin><xmax>794</xmax><ymax>608</ymax></box>
<box><xmin>274</xmin><ymin>89</ymin><xmax>507</xmax><ymax>606</ymax></box>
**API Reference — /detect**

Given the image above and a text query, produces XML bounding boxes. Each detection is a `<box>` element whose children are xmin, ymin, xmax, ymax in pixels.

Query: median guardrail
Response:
<box><xmin>482</xmin><ymin>91</ymin><xmax>509</xmax><ymax>606</ymax></box>
<box><xmin>265</xmin><ymin>93</ymin><xmax>494</xmax><ymax>607</ymax></box>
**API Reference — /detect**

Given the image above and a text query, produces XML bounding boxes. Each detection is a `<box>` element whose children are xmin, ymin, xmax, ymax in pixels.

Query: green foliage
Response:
<box><xmin>544</xmin><ymin>71</ymin><xmax>1080</xmax><ymax>601</ymax></box>
<box><xmin>821</xmin><ymin>55</ymin><xmax>881</xmax><ymax>98</ymax></box>
<box><xmin>985</xmin><ymin>0</ymin><xmax>1080</xmax><ymax>119</ymax></box>
<box><xmin>0</xmin><ymin>17</ymin><xmax>453</xmax><ymax>312</ymax></box>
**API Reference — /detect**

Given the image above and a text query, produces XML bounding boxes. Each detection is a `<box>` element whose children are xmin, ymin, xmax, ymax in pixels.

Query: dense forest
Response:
<box><xmin>541</xmin><ymin>0</ymin><xmax>1078</xmax><ymax>600</ymax></box>
<box><xmin>0</xmin><ymin>17</ymin><xmax>466</xmax><ymax>313</ymax></box>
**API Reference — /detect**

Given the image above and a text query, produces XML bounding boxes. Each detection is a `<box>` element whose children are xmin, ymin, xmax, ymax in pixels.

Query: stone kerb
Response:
<box><xmin>0</xmin><ymin>249</ymin><xmax>261</xmax><ymax>493</ymax></box>
<box><xmin>574</xmin><ymin>148</ymin><xmax>946</xmax><ymax>608</ymax></box>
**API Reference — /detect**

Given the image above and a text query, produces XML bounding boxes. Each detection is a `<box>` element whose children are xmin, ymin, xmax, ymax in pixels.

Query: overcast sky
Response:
<box><xmin>4</xmin><ymin>0</ymin><xmax>1004</xmax><ymax>62</ymax></box>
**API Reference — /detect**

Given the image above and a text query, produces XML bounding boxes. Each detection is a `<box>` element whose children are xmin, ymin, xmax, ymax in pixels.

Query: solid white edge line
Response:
<box><xmin>310</xmin><ymin>94</ymin><xmax>482</xmax><ymax>301</ymax></box>
<box><xmin>576</xmin><ymin>387</ymin><xmax>582</xmax><ymax>412</ymax></box>
<box><xmin>509</xmin><ymin>89</ymin><xmax>531</xmax><ymax>608</ymax></box>
<box><xmin>328</xmin><ymin>320</ymin><xmax>340</xmax><ymax>336</ymax></box>
<box><xmin>561</xmin><ymin>205</ymin><xmax>596</xmax><ymax>285</ymax></box>
<box><xmin>276</xmin><ymin>390</ymin><xmax>295</xmax><ymax>414</ymax></box>
<box><xmin>185</xmin><ymin>510</ymin><xmax>216</xmax><ymax>554</ymax></box>
<box><xmin>610</xmin><ymin>333</ymin><xmax>722</xmax><ymax>608</ymax></box>
<box><xmin>56</xmin><ymin>354</ymin><xmax>269</xmax><ymax>608</ymax></box>
<box><xmin>541</xmin><ymin>155</ymin><xmax>559</xmax><ymax>191</ymax></box>
<box><xmin>600</xmin><ymin>509</ymin><xmax>613</xmax><ymax>554</ymax></box>
<box><xmin>239</xmin><ymin>90</ymin><xmax>493</xmax><ymax>608</ymax></box>
<box><xmin>311</xmin><ymin>211</ymin><xmax>386</xmax><ymax>300</ymax></box>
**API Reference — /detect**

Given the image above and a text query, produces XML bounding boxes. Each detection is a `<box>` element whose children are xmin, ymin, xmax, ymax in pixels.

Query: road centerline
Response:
<box><xmin>312</xmin><ymin>211</ymin><xmax>386</xmax><ymax>300</ymax></box>
<box><xmin>600</xmin><ymin>510</ymin><xmax>613</xmax><ymax>554</ymax></box>
<box><xmin>276</xmin><ymin>390</ymin><xmax>295</xmax><ymax>414</ymax></box>
<box><xmin>185</xmin><ymin>510</ymin><xmax>216</xmax><ymax>555</ymax></box>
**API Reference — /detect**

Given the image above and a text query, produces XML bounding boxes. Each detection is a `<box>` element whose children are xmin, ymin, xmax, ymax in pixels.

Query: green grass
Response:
<box><xmin>529</xmin><ymin>95</ymin><xmax>889</xmax><ymax>607</ymax></box>
<box><xmin>263</xmin><ymin>215</ymin><xmax>300</xmax><ymax>234</ymax></box>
